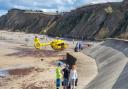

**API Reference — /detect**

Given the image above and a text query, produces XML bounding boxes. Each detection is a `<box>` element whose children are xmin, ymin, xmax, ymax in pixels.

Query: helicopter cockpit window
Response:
<box><xmin>58</xmin><ymin>43</ymin><xmax>64</xmax><ymax>46</ymax></box>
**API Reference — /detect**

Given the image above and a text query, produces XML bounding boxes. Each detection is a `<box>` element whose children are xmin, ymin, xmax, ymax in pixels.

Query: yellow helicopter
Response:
<box><xmin>34</xmin><ymin>36</ymin><xmax>68</xmax><ymax>51</ymax></box>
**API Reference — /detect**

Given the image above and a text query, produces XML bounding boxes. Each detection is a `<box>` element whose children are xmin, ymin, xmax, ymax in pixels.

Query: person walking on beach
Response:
<box><xmin>62</xmin><ymin>64</ymin><xmax>70</xmax><ymax>89</ymax></box>
<box><xmin>56</xmin><ymin>63</ymin><xmax>62</xmax><ymax>89</ymax></box>
<box><xmin>69</xmin><ymin>65</ymin><xmax>78</xmax><ymax>89</ymax></box>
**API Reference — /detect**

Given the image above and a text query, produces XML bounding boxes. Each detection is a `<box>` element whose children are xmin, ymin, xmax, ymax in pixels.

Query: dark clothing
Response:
<box><xmin>74</xmin><ymin>42</ymin><xmax>83</xmax><ymax>52</ymax></box>
<box><xmin>62</xmin><ymin>68</ymin><xmax>70</xmax><ymax>79</ymax></box>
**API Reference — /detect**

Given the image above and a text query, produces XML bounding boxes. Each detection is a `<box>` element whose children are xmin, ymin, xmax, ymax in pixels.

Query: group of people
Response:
<box><xmin>56</xmin><ymin>63</ymin><xmax>78</xmax><ymax>89</ymax></box>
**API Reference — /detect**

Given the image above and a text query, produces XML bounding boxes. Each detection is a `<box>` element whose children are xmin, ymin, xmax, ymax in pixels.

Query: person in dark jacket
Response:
<box><xmin>62</xmin><ymin>64</ymin><xmax>70</xmax><ymax>89</ymax></box>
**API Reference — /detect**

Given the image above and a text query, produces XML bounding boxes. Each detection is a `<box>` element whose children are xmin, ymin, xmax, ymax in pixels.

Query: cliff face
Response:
<box><xmin>47</xmin><ymin>0</ymin><xmax>128</xmax><ymax>40</ymax></box>
<box><xmin>0</xmin><ymin>0</ymin><xmax>128</xmax><ymax>40</ymax></box>
<box><xmin>0</xmin><ymin>9</ymin><xmax>58</xmax><ymax>33</ymax></box>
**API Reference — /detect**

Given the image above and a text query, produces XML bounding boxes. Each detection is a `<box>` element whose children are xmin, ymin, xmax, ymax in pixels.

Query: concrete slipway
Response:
<box><xmin>82</xmin><ymin>39</ymin><xmax>128</xmax><ymax>89</ymax></box>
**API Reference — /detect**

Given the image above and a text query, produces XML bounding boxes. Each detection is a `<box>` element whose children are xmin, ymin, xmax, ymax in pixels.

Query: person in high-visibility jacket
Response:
<box><xmin>56</xmin><ymin>63</ymin><xmax>62</xmax><ymax>89</ymax></box>
<box><xmin>34</xmin><ymin>36</ymin><xmax>40</xmax><ymax>43</ymax></box>
<box><xmin>34</xmin><ymin>36</ymin><xmax>41</xmax><ymax>49</ymax></box>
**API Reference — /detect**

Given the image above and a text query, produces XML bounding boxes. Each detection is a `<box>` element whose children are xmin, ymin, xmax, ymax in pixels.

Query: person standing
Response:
<box><xmin>34</xmin><ymin>36</ymin><xmax>40</xmax><ymax>43</ymax></box>
<box><xmin>62</xmin><ymin>65</ymin><xmax>70</xmax><ymax>89</ymax></box>
<box><xmin>74</xmin><ymin>41</ymin><xmax>83</xmax><ymax>52</ymax></box>
<box><xmin>69</xmin><ymin>65</ymin><xmax>78</xmax><ymax>89</ymax></box>
<box><xmin>75</xmin><ymin>42</ymin><xmax>79</xmax><ymax>52</ymax></box>
<box><xmin>56</xmin><ymin>63</ymin><xmax>62</xmax><ymax>89</ymax></box>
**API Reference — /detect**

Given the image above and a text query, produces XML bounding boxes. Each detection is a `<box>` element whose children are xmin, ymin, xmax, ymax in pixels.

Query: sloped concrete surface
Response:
<box><xmin>67</xmin><ymin>52</ymin><xmax>98</xmax><ymax>89</ymax></box>
<box><xmin>82</xmin><ymin>39</ymin><xmax>128</xmax><ymax>89</ymax></box>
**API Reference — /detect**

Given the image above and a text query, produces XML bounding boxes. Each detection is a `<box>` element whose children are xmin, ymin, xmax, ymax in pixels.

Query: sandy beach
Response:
<box><xmin>0</xmin><ymin>30</ymin><xmax>97</xmax><ymax>89</ymax></box>
<box><xmin>0</xmin><ymin>30</ymin><xmax>67</xmax><ymax>89</ymax></box>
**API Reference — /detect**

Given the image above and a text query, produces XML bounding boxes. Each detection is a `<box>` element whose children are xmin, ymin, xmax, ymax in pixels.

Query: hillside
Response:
<box><xmin>0</xmin><ymin>9</ymin><xmax>58</xmax><ymax>33</ymax></box>
<box><xmin>47</xmin><ymin>0</ymin><xmax>128</xmax><ymax>40</ymax></box>
<box><xmin>0</xmin><ymin>0</ymin><xmax>128</xmax><ymax>40</ymax></box>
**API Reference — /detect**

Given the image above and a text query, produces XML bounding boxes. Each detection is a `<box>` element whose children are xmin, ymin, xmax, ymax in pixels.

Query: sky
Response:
<box><xmin>0</xmin><ymin>0</ymin><xmax>123</xmax><ymax>16</ymax></box>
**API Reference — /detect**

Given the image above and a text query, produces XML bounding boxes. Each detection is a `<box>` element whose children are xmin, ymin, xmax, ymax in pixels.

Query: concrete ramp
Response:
<box><xmin>66</xmin><ymin>52</ymin><xmax>98</xmax><ymax>89</ymax></box>
<box><xmin>83</xmin><ymin>39</ymin><xmax>128</xmax><ymax>89</ymax></box>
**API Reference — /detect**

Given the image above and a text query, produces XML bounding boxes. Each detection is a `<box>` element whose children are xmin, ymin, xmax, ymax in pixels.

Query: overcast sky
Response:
<box><xmin>0</xmin><ymin>0</ymin><xmax>123</xmax><ymax>16</ymax></box>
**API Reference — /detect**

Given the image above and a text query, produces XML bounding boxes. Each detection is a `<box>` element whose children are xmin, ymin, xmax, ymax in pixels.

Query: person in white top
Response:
<box><xmin>69</xmin><ymin>65</ymin><xmax>78</xmax><ymax>89</ymax></box>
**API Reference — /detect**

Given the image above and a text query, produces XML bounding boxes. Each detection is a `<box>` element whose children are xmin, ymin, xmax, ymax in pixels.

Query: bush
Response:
<box><xmin>104</xmin><ymin>6</ymin><xmax>113</xmax><ymax>14</ymax></box>
<box><xmin>97</xmin><ymin>27</ymin><xmax>109</xmax><ymax>39</ymax></box>
<box><xmin>119</xmin><ymin>32</ymin><xmax>128</xmax><ymax>39</ymax></box>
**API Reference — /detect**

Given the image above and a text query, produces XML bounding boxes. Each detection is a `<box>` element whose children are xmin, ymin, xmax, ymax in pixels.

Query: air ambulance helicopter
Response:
<box><xmin>34</xmin><ymin>36</ymin><xmax>68</xmax><ymax>51</ymax></box>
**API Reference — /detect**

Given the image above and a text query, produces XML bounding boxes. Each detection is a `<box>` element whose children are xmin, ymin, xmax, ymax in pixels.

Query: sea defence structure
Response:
<box><xmin>66</xmin><ymin>52</ymin><xmax>98</xmax><ymax>89</ymax></box>
<box><xmin>67</xmin><ymin>39</ymin><xmax>128</xmax><ymax>89</ymax></box>
<box><xmin>84</xmin><ymin>39</ymin><xmax>128</xmax><ymax>89</ymax></box>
